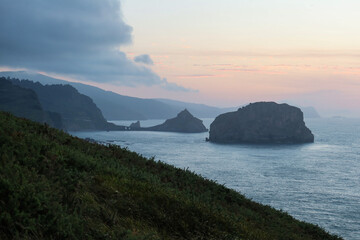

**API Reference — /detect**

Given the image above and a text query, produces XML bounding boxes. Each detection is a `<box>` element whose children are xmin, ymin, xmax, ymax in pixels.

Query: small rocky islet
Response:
<box><xmin>129</xmin><ymin>109</ymin><xmax>208</xmax><ymax>133</ymax></box>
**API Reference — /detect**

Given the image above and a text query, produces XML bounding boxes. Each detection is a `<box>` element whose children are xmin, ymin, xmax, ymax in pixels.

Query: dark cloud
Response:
<box><xmin>0</xmin><ymin>0</ymin><xmax>192</xmax><ymax>91</ymax></box>
<box><xmin>134</xmin><ymin>54</ymin><xmax>154</xmax><ymax>65</ymax></box>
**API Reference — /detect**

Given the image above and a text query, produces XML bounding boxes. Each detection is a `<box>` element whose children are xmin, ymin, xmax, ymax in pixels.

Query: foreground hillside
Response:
<box><xmin>0</xmin><ymin>112</ymin><xmax>341</xmax><ymax>240</ymax></box>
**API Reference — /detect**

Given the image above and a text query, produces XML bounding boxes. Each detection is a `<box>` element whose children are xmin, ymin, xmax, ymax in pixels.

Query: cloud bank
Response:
<box><xmin>0</xmin><ymin>0</ymin><xmax>191</xmax><ymax>91</ymax></box>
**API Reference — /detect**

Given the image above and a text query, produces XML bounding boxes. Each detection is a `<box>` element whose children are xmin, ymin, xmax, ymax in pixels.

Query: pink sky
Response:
<box><xmin>98</xmin><ymin>50</ymin><xmax>359</xmax><ymax>116</ymax></box>
<box><xmin>116</xmin><ymin>0</ymin><xmax>360</xmax><ymax>116</ymax></box>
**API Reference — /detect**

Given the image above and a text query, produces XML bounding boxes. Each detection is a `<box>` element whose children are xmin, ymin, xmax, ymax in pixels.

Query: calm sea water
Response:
<box><xmin>71</xmin><ymin>118</ymin><xmax>360</xmax><ymax>239</ymax></box>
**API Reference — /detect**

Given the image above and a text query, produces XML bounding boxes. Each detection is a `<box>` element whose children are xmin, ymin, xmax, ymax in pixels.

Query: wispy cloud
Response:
<box><xmin>193</xmin><ymin>64</ymin><xmax>233</xmax><ymax>67</ymax></box>
<box><xmin>174</xmin><ymin>74</ymin><xmax>220</xmax><ymax>79</ymax></box>
<box><xmin>161</xmin><ymin>50</ymin><xmax>360</xmax><ymax>59</ymax></box>
<box><xmin>213</xmin><ymin>66</ymin><xmax>286</xmax><ymax>75</ymax></box>
<box><xmin>216</xmin><ymin>68</ymin><xmax>259</xmax><ymax>72</ymax></box>
<box><xmin>134</xmin><ymin>54</ymin><xmax>154</xmax><ymax>65</ymax></box>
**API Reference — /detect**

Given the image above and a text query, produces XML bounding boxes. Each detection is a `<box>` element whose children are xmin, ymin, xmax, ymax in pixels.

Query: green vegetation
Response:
<box><xmin>0</xmin><ymin>111</ymin><xmax>342</xmax><ymax>240</ymax></box>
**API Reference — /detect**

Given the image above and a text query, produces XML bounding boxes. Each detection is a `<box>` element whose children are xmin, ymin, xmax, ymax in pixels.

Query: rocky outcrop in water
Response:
<box><xmin>209</xmin><ymin>102</ymin><xmax>314</xmax><ymax>143</ymax></box>
<box><xmin>145</xmin><ymin>109</ymin><xmax>207</xmax><ymax>133</ymax></box>
<box><xmin>129</xmin><ymin>121</ymin><xmax>141</xmax><ymax>130</ymax></box>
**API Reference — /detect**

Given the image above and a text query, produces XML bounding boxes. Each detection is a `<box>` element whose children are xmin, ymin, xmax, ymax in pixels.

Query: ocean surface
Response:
<box><xmin>71</xmin><ymin>118</ymin><xmax>360</xmax><ymax>239</ymax></box>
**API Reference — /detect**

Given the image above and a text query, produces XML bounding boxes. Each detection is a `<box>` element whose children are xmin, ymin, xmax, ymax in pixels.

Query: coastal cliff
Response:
<box><xmin>0</xmin><ymin>78</ymin><xmax>63</xmax><ymax>129</ymax></box>
<box><xmin>9</xmin><ymin>78</ymin><xmax>124</xmax><ymax>131</ymax></box>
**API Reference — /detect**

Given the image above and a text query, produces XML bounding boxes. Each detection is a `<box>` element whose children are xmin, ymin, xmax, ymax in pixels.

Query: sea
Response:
<box><xmin>71</xmin><ymin>117</ymin><xmax>360</xmax><ymax>240</ymax></box>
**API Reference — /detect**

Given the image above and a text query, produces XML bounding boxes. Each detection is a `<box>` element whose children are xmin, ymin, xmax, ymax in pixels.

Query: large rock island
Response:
<box><xmin>142</xmin><ymin>109</ymin><xmax>207</xmax><ymax>133</ymax></box>
<box><xmin>209</xmin><ymin>102</ymin><xmax>314</xmax><ymax>143</ymax></box>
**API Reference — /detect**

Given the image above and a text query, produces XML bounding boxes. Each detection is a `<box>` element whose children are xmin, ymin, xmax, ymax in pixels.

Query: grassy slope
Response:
<box><xmin>0</xmin><ymin>112</ymin><xmax>342</xmax><ymax>240</ymax></box>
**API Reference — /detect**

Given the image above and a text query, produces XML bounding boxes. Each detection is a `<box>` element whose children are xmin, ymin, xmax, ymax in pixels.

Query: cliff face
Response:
<box><xmin>146</xmin><ymin>109</ymin><xmax>208</xmax><ymax>133</ymax></box>
<box><xmin>9</xmin><ymin>79</ymin><xmax>123</xmax><ymax>131</ymax></box>
<box><xmin>0</xmin><ymin>78</ymin><xmax>63</xmax><ymax>129</ymax></box>
<box><xmin>209</xmin><ymin>102</ymin><xmax>314</xmax><ymax>143</ymax></box>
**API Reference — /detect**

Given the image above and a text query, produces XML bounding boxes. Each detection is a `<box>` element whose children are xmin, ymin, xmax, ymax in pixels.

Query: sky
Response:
<box><xmin>1</xmin><ymin>0</ymin><xmax>360</xmax><ymax>116</ymax></box>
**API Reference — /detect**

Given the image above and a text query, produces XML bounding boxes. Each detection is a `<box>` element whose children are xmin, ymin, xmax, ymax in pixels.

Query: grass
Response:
<box><xmin>0</xmin><ymin>111</ymin><xmax>342</xmax><ymax>239</ymax></box>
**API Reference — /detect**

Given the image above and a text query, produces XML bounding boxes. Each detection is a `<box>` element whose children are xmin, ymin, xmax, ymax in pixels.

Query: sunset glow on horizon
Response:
<box><xmin>118</xmin><ymin>0</ymin><xmax>360</xmax><ymax>116</ymax></box>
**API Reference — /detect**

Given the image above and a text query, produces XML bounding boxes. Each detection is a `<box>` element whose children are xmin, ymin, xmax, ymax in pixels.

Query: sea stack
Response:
<box><xmin>145</xmin><ymin>109</ymin><xmax>207</xmax><ymax>133</ymax></box>
<box><xmin>129</xmin><ymin>120</ymin><xmax>141</xmax><ymax>130</ymax></box>
<box><xmin>209</xmin><ymin>102</ymin><xmax>314</xmax><ymax>144</ymax></box>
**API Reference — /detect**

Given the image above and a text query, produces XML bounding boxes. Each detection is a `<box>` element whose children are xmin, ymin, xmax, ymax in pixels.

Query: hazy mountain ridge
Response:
<box><xmin>301</xmin><ymin>106</ymin><xmax>321</xmax><ymax>118</ymax></box>
<box><xmin>155</xmin><ymin>98</ymin><xmax>235</xmax><ymax>118</ymax></box>
<box><xmin>0</xmin><ymin>71</ymin><xmax>231</xmax><ymax>120</ymax></box>
<box><xmin>0</xmin><ymin>71</ymin><xmax>322</xmax><ymax>121</ymax></box>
